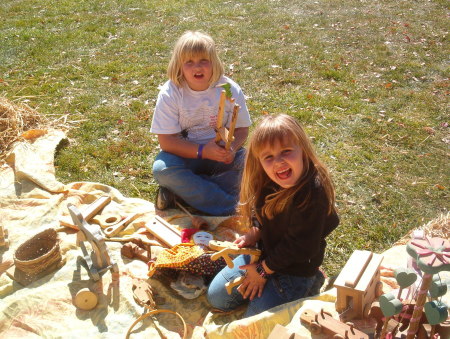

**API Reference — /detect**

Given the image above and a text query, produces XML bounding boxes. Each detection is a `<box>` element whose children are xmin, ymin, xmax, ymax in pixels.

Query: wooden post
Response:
<box><xmin>215</xmin><ymin>90</ymin><xmax>226</xmax><ymax>143</ymax></box>
<box><xmin>406</xmin><ymin>273</ymin><xmax>433</xmax><ymax>339</ymax></box>
<box><xmin>225</xmin><ymin>104</ymin><xmax>240</xmax><ymax>151</ymax></box>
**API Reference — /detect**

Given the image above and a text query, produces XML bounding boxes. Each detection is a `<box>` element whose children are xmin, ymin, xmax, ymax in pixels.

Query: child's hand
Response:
<box><xmin>237</xmin><ymin>263</ymin><xmax>266</xmax><ymax>300</ymax></box>
<box><xmin>234</xmin><ymin>235</ymin><xmax>255</xmax><ymax>248</ymax></box>
<box><xmin>202</xmin><ymin>140</ymin><xmax>231</xmax><ymax>163</ymax></box>
<box><xmin>234</xmin><ymin>229</ymin><xmax>259</xmax><ymax>248</ymax></box>
<box><xmin>222</xmin><ymin>147</ymin><xmax>236</xmax><ymax>164</ymax></box>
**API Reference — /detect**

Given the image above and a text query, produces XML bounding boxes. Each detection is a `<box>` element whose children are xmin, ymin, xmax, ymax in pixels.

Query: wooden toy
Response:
<box><xmin>74</xmin><ymin>288</ymin><xmax>98</xmax><ymax>311</ymax></box>
<box><xmin>0</xmin><ymin>225</ymin><xmax>9</xmax><ymax>248</ymax></box>
<box><xmin>369</xmin><ymin>300</ymin><xmax>423</xmax><ymax>337</ymax></box>
<box><xmin>59</xmin><ymin>195</ymin><xmax>111</xmax><ymax>230</ymax></box>
<box><xmin>91</xmin><ymin>213</ymin><xmax>122</xmax><ymax>228</ymax></box>
<box><xmin>394</xmin><ymin>267</ymin><xmax>417</xmax><ymax>299</ymax></box>
<box><xmin>429</xmin><ymin>275</ymin><xmax>448</xmax><ymax>299</ymax></box>
<box><xmin>144</xmin><ymin>215</ymin><xmax>181</xmax><ymax>248</ymax></box>
<box><xmin>378</xmin><ymin>293</ymin><xmax>404</xmax><ymax>338</ymax></box>
<box><xmin>334</xmin><ymin>250</ymin><xmax>384</xmax><ymax>321</ymax></box>
<box><xmin>418</xmin><ymin>308</ymin><xmax>450</xmax><ymax>339</ymax></box>
<box><xmin>106</xmin><ymin>227</ymin><xmax>162</xmax><ymax>247</ymax></box>
<box><xmin>68</xmin><ymin>204</ymin><xmax>119</xmax><ymax>281</ymax></box>
<box><xmin>209</xmin><ymin>240</ymin><xmax>261</xmax><ymax>294</ymax></box>
<box><xmin>405</xmin><ymin>236</ymin><xmax>449</xmax><ymax>339</ymax></box>
<box><xmin>300</xmin><ymin>309</ymin><xmax>369</xmax><ymax>338</ymax></box>
<box><xmin>121</xmin><ymin>242</ymin><xmax>150</xmax><ymax>263</ymax></box>
<box><xmin>132</xmin><ymin>278</ymin><xmax>156</xmax><ymax>308</ymax></box>
<box><xmin>102</xmin><ymin>213</ymin><xmax>140</xmax><ymax>238</ymax></box>
<box><xmin>214</xmin><ymin>86</ymin><xmax>240</xmax><ymax>151</ymax></box>
<box><xmin>267</xmin><ymin>323</ymin><xmax>308</xmax><ymax>339</ymax></box>
<box><xmin>174</xmin><ymin>200</ymin><xmax>209</xmax><ymax>230</ymax></box>
<box><xmin>375</xmin><ymin>236</ymin><xmax>450</xmax><ymax>339</ymax></box>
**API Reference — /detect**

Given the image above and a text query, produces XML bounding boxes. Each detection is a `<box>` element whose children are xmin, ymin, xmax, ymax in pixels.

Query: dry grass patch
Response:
<box><xmin>0</xmin><ymin>97</ymin><xmax>73</xmax><ymax>161</ymax></box>
<box><xmin>0</xmin><ymin>97</ymin><xmax>47</xmax><ymax>159</ymax></box>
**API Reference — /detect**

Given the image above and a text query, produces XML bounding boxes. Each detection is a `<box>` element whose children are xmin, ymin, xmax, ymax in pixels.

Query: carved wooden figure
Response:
<box><xmin>68</xmin><ymin>204</ymin><xmax>119</xmax><ymax>281</ymax></box>
<box><xmin>210</xmin><ymin>240</ymin><xmax>261</xmax><ymax>294</ymax></box>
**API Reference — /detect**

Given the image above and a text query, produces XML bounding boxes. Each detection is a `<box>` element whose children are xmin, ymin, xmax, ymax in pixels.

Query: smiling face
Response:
<box><xmin>181</xmin><ymin>55</ymin><xmax>213</xmax><ymax>91</ymax></box>
<box><xmin>258</xmin><ymin>138</ymin><xmax>304</xmax><ymax>188</ymax></box>
<box><xmin>193</xmin><ymin>231</ymin><xmax>213</xmax><ymax>247</ymax></box>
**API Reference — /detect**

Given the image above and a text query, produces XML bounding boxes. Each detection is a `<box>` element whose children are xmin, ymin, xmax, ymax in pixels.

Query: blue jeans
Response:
<box><xmin>152</xmin><ymin>148</ymin><xmax>246</xmax><ymax>216</ymax></box>
<box><xmin>207</xmin><ymin>255</ymin><xmax>321</xmax><ymax>318</ymax></box>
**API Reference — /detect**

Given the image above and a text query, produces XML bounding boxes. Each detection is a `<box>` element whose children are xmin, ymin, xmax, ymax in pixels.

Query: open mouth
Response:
<box><xmin>276</xmin><ymin>168</ymin><xmax>292</xmax><ymax>180</ymax></box>
<box><xmin>194</xmin><ymin>73</ymin><xmax>204</xmax><ymax>79</ymax></box>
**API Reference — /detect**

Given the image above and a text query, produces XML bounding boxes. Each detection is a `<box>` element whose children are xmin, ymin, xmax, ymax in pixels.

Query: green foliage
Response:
<box><xmin>1</xmin><ymin>0</ymin><xmax>448</xmax><ymax>276</ymax></box>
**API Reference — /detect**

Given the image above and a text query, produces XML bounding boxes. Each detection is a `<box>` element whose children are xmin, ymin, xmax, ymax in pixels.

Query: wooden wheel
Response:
<box><xmin>74</xmin><ymin>288</ymin><xmax>98</xmax><ymax>310</ymax></box>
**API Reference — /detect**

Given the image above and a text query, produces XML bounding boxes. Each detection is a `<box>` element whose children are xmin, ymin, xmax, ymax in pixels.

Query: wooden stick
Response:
<box><xmin>215</xmin><ymin>90</ymin><xmax>226</xmax><ymax>143</ymax></box>
<box><xmin>174</xmin><ymin>201</ymin><xmax>209</xmax><ymax>230</ymax></box>
<box><xmin>225</xmin><ymin>104</ymin><xmax>240</xmax><ymax>151</ymax></box>
<box><xmin>59</xmin><ymin>196</ymin><xmax>112</xmax><ymax>229</ymax></box>
<box><xmin>175</xmin><ymin>200</ymin><xmax>194</xmax><ymax>218</ymax></box>
<box><xmin>406</xmin><ymin>273</ymin><xmax>433</xmax><ymax>339</ymax></box>
<box><xmin>379</xmin><ymin>316</ymin><xmax>391</xmax><ymax>339</ymax></box>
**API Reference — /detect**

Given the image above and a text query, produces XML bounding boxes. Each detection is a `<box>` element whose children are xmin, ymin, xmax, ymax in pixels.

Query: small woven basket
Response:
<box><xmin>14</xmin><ymin>228</ymin><xmax>61</xmax><ymax>275</ymax></box>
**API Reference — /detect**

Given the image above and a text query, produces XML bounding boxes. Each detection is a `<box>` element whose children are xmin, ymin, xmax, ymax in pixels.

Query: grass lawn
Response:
<box><xmin>1</xmin><ymin>0</ymin><xmax>448</xmax><ymax>276</ymax></box>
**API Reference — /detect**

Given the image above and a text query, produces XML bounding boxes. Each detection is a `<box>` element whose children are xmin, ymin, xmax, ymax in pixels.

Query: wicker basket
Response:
<box><xmin>14</xmin><ymin>228</ymin><xmax>62</xmax><ymax>275</ymax></box>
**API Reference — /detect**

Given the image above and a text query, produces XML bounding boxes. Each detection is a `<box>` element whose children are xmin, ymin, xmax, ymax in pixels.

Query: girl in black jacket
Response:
<box><xmin>207</xmin><ymin>114</ymin><xmax>339</xmax><ymax>318</ymax></box>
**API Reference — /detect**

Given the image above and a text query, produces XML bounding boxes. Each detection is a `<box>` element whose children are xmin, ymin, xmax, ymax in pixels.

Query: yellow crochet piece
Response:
<box><xmin>148</xmin><ymin>243</ymin><xmax>205</xmax><ymax>277</ymax></box>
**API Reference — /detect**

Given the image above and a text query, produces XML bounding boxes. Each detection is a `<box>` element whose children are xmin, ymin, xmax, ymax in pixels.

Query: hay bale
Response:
<box><xmin>394</xmin><ymin>212</ymin><xmax>449</xmax><ymax>245</ymax></box>
<box><xmin>0</xmin><ymin>97</ymin><xmax>49</xmax><ymax>159</ymax></box>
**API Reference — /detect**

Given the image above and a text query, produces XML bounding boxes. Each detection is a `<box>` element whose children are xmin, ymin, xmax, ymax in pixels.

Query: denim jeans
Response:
<box><xmin>206</xmin><ymin>255</ymin><xmax>321</xmax><ymax>318</ymax></box>
<box><xmin>152</xmin><ymin>148</ymin><xmax>245</xmax><ymax>216</ymax></box>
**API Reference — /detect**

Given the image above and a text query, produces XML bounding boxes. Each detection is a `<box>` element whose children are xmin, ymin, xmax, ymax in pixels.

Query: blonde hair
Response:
<box><xmin>239</xmin><ymin>114</ymin><xmax>336</xmax><ymax>224</ymax></box>
<box><xmin>167</xmin><ymin>31</ymin><xmax>224</xmax><ymax>87</ymax></box>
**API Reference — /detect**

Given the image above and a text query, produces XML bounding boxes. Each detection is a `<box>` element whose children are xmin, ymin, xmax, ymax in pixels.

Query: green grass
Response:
<box><xmin>1</xmin><ymin>0</ymin><xmax>448</xmax><ymax>276</ymax></box>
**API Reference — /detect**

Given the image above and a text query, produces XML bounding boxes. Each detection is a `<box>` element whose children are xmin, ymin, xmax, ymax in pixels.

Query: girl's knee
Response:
<box><xmin>207</xmin><ymin>284</ymin><xmax>244</xmax><ymax>311</ymax></box>
<box><xmin>152</xmin><ymin>159</ymin><xmax>167</xmax><ymax>177</ymax></box>
<box><xmin>152</xmin><ymin>153</ymin><xmax>184</xmax><ymax>181</ymax></box>
<box><xmin>206</xmin><ymin>283</ymin><xmax>227</xmax><ymax>309</ymax></box>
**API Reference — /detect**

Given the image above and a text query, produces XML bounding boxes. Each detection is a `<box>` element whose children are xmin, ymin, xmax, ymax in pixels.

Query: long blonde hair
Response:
<box><xmin>167</xmin><ymin>31</ymin><xmax>224</xmax><ymax>87</ymax></box>
<box><xmin>239</xmin><ymin>114</ymin><xmax>336</xmax><ymax>224</ymax></box>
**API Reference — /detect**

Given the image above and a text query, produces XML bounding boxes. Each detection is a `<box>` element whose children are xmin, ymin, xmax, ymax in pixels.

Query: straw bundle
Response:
<box><xmin>394</xmin><ymin>212</ymin><xmax>449</xmax><ymax>245</ymax></box>
<box><xmin>0</xmin><ymin>97</ymin><xmax>49</xmax><ymax>157</ymax></box>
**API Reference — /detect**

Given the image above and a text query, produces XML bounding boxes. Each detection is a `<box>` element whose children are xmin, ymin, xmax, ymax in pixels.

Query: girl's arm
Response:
<box><xmin>158</xmin><ymin>134</ymin><xmax>199</xmax><ymax>158</ymax></box>
<box><xmin>158</xmin><ymin>134</ymin><xmax>234</xmax><ymax>163</ymax></box>
<box><xmin>235</xmin><ymin>227</ymin><xmax>268</xmax><ymax>300</ymax></box>
<box><xmin>230</xmin><ymin>127</ymin><xmax>249</xmax><ymax>151</ymax></box>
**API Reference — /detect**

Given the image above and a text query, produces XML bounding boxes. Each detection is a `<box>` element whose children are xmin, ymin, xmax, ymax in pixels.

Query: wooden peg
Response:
<box><xmin>225</xmin><ymin>104</ymin><xmax>240</xmax><ymax>150</ymax></box>
<box><xmin>215</xmin><ymin>90</ymin><xmax>226</xmax><ymax>144</ymax></box>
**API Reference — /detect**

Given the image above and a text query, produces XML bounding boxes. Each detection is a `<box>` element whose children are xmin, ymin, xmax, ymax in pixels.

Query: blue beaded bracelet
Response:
<box><xmin>197</xmin><ymin>144</ymin><xmax>204</xmax><ymax>159</ymax></box>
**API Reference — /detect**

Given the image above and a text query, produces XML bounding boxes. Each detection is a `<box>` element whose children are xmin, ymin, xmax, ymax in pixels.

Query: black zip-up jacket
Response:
<box><xmin>257</xmin><ymin>176</ymin><xmax>339</xmax><ymax>277</ymax></box>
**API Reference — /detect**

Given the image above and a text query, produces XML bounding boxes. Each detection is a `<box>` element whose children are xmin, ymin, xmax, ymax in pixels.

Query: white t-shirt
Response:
<box><xmin>151</xmin><ymin>76</ymin><xmax>251</xmax><ymax>144</ymax></box>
